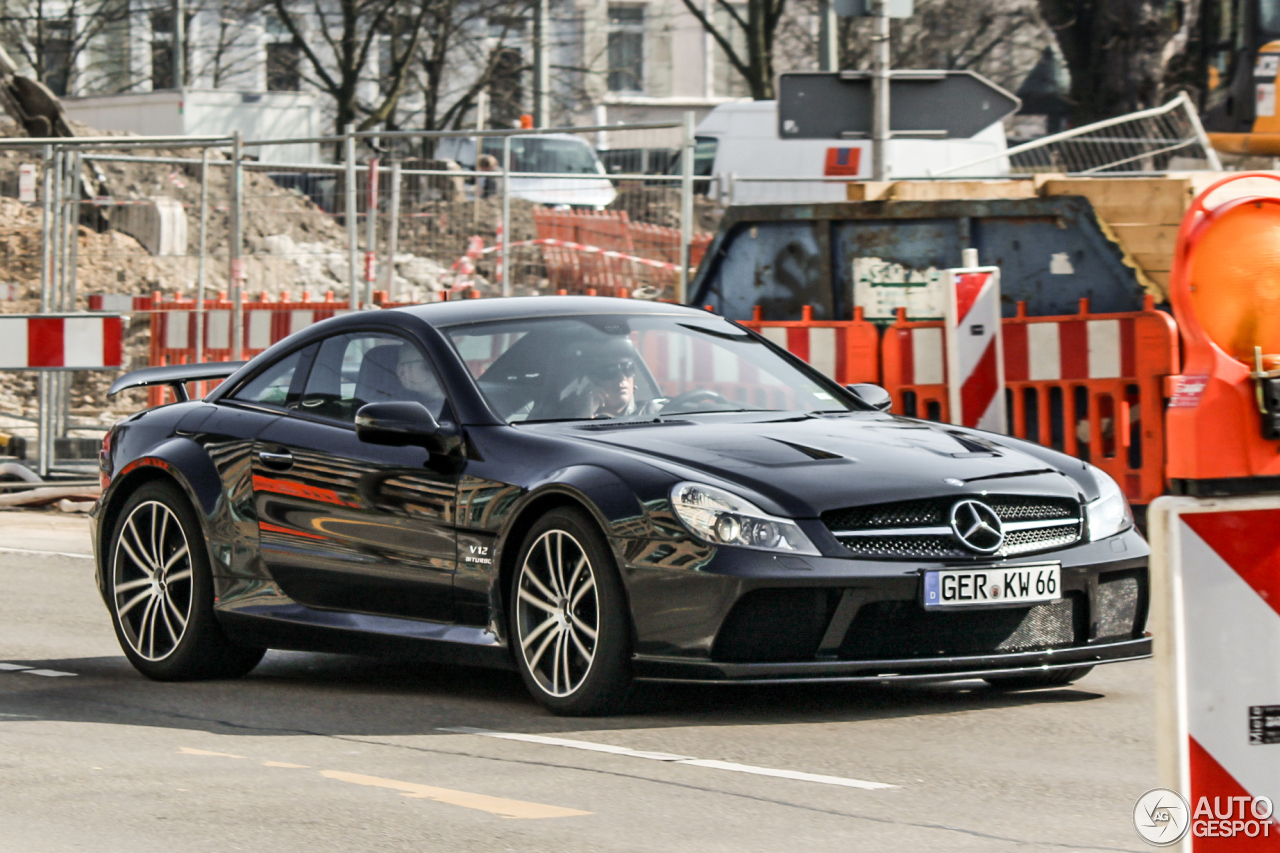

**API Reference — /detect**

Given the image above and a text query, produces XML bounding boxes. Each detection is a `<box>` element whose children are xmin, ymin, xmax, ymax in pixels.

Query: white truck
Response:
<box><xmin>693</xmin><ymin>100</ymin><xmax>1011</xmax><ymax>204</ymax></box>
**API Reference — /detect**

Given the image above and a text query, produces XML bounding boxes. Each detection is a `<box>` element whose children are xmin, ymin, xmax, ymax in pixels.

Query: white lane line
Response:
<box><xmin>440</xmin><ymin>727</ymin><xmax>896</xmax><ymax>790</ymax></box>
<box><xmin>441</xmin><ymin>727</ymin><xmax>693</xmax><ymax>762</ymax></box>
<box><xmin>0</xmin><ymin>546</ymin><xmax>94</xmax><ymax>560</ymax></box>
<box><xmin>22</xmin><ymin>669</ymin><xmax>78</xmax><ymax>677</ymax></box>
<box><xmin>0</xmin><ymin>663</ymin><xmax>77</xmax><ymax>677</ymax></box>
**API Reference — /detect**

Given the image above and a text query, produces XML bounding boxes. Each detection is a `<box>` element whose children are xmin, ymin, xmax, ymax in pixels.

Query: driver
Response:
<box><xmin>395</xmin><ymin>344</ymin><xmax>446</xmax><ymax>417</ymax></box>
<box><xmin>572</xmin><ymin>337</ymin><xmax>657</xmax><ymax>419</ymax></box>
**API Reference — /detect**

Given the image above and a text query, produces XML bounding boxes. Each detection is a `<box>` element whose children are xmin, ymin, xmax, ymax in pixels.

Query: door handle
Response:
<box><xmin>257</xmin><ymin>449</ymin><xmax>294</xmax><ymax>470</ymax></box>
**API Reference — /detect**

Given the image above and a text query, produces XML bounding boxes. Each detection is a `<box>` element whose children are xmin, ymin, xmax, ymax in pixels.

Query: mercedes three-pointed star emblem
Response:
<box><xmin>949</xmin><ymin>500</ymin><xmax>1005</xmax><ymax>554</ymax></box>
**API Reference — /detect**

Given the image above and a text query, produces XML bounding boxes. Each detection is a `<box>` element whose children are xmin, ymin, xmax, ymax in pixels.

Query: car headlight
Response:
<box><xmin>670</xmin><ymin>482</ymin><xmax>819</xmax><ymax>554</ymax></box>
<box><xmin>1085</xmin><ymin>464</ymin><xmax>1133</xmax><ymax>541</ymax></box>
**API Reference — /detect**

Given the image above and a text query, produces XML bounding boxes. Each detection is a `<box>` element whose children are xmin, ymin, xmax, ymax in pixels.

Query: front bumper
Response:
<box><xmin>620</xmin><ymin>527</ymin><xmax>1151</xmax><ymax>680</ymax></box>
<box><xmin>632</xmin><ymin>636</ymin><xmax>1150</xmax><ymax>683</ymax></box>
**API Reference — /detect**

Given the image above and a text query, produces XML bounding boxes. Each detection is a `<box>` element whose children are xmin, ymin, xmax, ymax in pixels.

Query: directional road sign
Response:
<box><xmin>778</xmin><ymin>71</ymin><xmax>1020</xmax><ymax>140</ymax></box>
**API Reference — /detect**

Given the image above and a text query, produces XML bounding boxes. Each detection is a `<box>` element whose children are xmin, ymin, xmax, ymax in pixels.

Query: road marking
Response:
<box><xmin>22</xmin><ymin>669</ymin><xmax>77</xmax><ymax>677</ymax></box>
<box><xmin>0</xmin><ymin>663</ymin><xmax>77</xmax><ymax>676</ymax></box>
<box><xmin>321</xmin><ymin>770</ymin><xmax>592</xmax><ymax>819</ymax></box>
<box><xmin>179</xmin><ymin>747</ymin><xmax>244</xmax><ymax>759</ymax></box>
<box><xmin>0</xmin><ymin>546</ymin><xmax>93</xmax><ymax>560</ymax></box>
<box><xmin>441</xmin><ymin>727</ymin><xmax>896</xmax><ymax>791</ymax></box>
<box><xmin>180</xmin><ymin>747</ymin><xmax>591</xmax><ymax>820</ymax></box>
<box><xmin>441</xmin><ymin>727</ymin><xmax>693</xmax><ymax>761</ymax></box>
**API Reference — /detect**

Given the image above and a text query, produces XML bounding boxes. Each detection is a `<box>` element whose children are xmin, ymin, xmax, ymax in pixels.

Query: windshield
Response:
<box><xmin>445</xmin><ymin>314</ymin><xmax>853</xmax><ymax>423</ymax></box>
<box><xmin>480</xmin><ymin>137</ymin><xmax>603</xmax><ymax>174</ymax></box>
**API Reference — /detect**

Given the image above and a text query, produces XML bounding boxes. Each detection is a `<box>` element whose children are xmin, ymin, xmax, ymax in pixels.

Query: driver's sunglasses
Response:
<box><xmin>589</xmin><ymin>359</ymin><xmax>636</xmax><ymax>382</ymax></box>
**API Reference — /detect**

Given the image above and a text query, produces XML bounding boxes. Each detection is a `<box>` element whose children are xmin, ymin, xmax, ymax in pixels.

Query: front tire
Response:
<box><xmin>984</xmin><ymin>666</ymin><xmax>1093</xmax><ymax>689</ymax></box>
<box><xmin>108</xmin><ymin>480</ymin><xmax>265</xmax><ymax>681</ymax></box>
<box><xmin>510</xmin><ymin>507</ymin><xmax>632</xmax><ymax>716</ymax></box>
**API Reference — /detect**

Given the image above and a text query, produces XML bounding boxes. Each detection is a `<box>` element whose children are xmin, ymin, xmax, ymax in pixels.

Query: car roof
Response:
<box><xmin>393</xmin><ymin>296</ymin><xmax>713</xmax><ymax>327</ymax></box>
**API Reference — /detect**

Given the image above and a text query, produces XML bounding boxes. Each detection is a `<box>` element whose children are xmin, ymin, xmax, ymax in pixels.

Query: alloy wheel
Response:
<box><xmin>516</xmin><ymin>529</ymin><xmax>600</xmax><ymax>697</ymax></box>
<box><xmin>113</xmin><ymin>501</ymin><xmax>194</xmax><ymax>662</ymax></box>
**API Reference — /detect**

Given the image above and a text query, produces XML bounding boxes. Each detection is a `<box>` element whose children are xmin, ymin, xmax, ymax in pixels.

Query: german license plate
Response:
<box><xmin>923</xmin><ymin>563</ymin><xmax>1061</xmax><ymax>609</ymax></box>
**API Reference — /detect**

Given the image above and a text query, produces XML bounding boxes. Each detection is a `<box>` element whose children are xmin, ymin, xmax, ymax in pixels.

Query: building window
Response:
<box><xmin>150</xmin><ymin>11</ymin><xmax>174</xmax><ymax>89</ymax></box>
<box><xmin>607</xmin><ymin>5</ymin><xmax>644</xmax><ymax>93</ymax></box>
<box><xmin>266</xmin><ymin>43</ymin><xmax>300</xmax><ymax>91</ymax></box>
<box><xmin>43</xmin><ymin>20</ymin><xmax>72</xmax><ymax>96</ymax></box>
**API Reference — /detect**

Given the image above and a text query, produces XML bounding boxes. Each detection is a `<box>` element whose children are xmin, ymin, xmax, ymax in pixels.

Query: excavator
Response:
<box><xmin>1203</xmin><ymin>0</ymin><xmax>1280</xmax><ymax>155</ymax></box>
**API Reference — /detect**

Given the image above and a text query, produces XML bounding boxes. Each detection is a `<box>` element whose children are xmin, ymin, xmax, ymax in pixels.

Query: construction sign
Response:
<box><xmin>1150</xmin><ymin>496</ymin><xmax>1280</xmax><ymax>850</ymax></box>
<box><xmin>943</xmin><ymin>266</ymin><xmax>1006</xmax><ymax>433</ymax></box>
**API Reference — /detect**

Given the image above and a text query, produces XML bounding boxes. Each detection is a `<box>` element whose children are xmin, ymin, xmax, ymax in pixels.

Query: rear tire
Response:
<box><xmin>984</xmin><ymin>666</ymin><xmax>1093</xmax><ymax>689</ymax></box>
<box><xmin>509</xmin><ymin>507</ymin><xmax>632</xmax><ymax>716</ymax></box>
<box><xmin>108</xmin><ymin>480</ymin><xmax>265</xmax><ymax>681</ymax></box>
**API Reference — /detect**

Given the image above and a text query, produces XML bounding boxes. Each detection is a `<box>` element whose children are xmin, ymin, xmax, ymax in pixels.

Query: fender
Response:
<box><xmin>97</xmin><ymin>438</ymin><xmax>231</xmax><ymax>601</ymax></box>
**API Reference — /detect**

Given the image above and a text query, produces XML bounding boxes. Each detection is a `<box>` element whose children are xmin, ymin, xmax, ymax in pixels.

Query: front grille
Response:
<box><xmin>839</xmin><ymin>594</ymin><xmax>1084</xmax><ymax>660</ymax></box>
<box><xmin>822</xmin><ymin>495</ymin><xmax>1082</xmax><ymax>560</ymax></box>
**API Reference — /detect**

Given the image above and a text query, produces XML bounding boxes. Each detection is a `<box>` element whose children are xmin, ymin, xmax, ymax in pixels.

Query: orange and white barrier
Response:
<box><xmin>0</xmin><ymin>314</ymin><xmax>124</xmax><ymax>369</ymax></box>
<box><xmin>742</xmin><ymin>305</ymin><xmax>880</xmax><ymax>386</ymax></box>
<box><xmin>944</xmin><ymin>266</ymin><xmax>1005</xmax><ymax>432</ymax></box>
<box><xmin>1150</xmin><ymin>496</ymin><xmax>1280</xmax><ymax>849</ymax></box>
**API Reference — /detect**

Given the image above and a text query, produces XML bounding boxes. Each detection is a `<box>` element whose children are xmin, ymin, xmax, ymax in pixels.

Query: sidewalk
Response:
<box><xmin>0</xmin><ymin>509</ymin><xmax>93</xmax><ymax>555</ymax></box>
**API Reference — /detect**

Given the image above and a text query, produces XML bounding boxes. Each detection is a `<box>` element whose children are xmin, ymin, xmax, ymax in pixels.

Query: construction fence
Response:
<box><xmin>0</xmin><ymin>117</ymin><xmax>715</xmax><ymax>474</ymax></box>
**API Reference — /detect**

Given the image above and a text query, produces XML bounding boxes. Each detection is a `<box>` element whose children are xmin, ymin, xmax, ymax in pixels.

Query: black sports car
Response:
<box><xmin>91</xmin><ymin>297</ymin><xmax>1150</xmax><ymax>715</ymax></box>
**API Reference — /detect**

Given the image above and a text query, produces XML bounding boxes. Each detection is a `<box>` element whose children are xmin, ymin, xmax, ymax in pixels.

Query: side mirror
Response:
<box><xmin>846</xmin><ymin>383</ymin><xmax>893</xmax><ymax>412</ymax></box>
<box><xmin>355</xmin><ymin>402</ymin><xmax>462</xmax><ymax>455</ymax></box>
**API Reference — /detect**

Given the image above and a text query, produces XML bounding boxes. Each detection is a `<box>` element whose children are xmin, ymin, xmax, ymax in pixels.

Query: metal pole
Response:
<box><xmin>51</xmin><ymin>150</ymin><xmax>63</xmax><ymax>311</ymax></box>
<box><xmin>66</xmin><ymin>151</ymin><xmax>81</xmax><ymax>310</ymax></box>
<box><xmin>364</xmin><ymin>157</ymin><xmax>378</xmax><ymax>306</ymax></box>
<box><xmin>173</xmin><ymin>0</ymin><xmax>185</xmax><ymax>90</ymax></box>
<box><xmin>195</xmin><ymin>147</ymin><xmax>209</xmax><ymax>366</ymax></box>
<box><xmin>678</xmin><ymin>110</ymin><xmax>695</xmax><ymax>304</ymax></box>
<box><xmin>532</xmin><ymin>0</ymin><xmax>550</xmax><ymax>127</ymax></box>
<box><xmin>385</xmin><ymin>160</ymin><xmax>401</xmax><ymax>301</ymax></box>
<box><xmin>39</xmin><ymin>145</ymin><xmax>52</xmax><ymax>313</ymax></box>
<box><xmin>473</xmin><ymin>92</ymin><xmax>486</xmax><ymax>228</ymax></box>
<box><xmin>818</xmin><ymin>0</ymin><xmax>838</xmax><ymax>72</ymax></box>
<box><xmin>230</xmin><ymin>129</ymin><xmax>244</xmax><ymax>360</ymax></box>
<box><xmin>345</xmin><ymin>124</ymin><xmax>358</xmax><ymax>309</ymax></box>
<box><xmin>871</xmin><ymin>0</ymin><xmax>890</xmax><ymax>181</ymax></box>
<box><xmin>37</xmin><ymin>146</ymin><xmax>52</xmax><ymax>477</ymax></box>
<box><xmin>501</xmin><ymin>134</ymin><xmax>511</xmax><ymax>297</ymax></box>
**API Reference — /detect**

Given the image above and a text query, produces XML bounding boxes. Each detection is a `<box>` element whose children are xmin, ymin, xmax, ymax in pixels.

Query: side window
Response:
<box><xmin>231</xmin><ymin>347</ymin><xmax>307</xmax><ymax>407</ymax></box>
<box><xmin>297</xmin><ymin>333</ymin><xmax>447</xmax><ymax>422</ymax></box>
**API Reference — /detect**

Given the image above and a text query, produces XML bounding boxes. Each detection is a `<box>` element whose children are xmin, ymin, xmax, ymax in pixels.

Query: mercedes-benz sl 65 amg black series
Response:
<box><xmin>91</xmin><ymin>297</ymin><xmax>1150</xmax><ymax>715</ymax></box>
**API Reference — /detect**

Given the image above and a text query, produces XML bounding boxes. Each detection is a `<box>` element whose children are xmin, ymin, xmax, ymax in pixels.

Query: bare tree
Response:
<box><xmin>0</xmin><ymin>0</ymin><xmax>131</xmax><ymax>95</ymax></box>
<box><xmin>269</xmin><ymin>0</ymin><xmax>432</xmax><ymax>135</ymax></box>
<box><xmin>677</xmin><ymin>0</ymin><xmax>787</xmax><ymax>99</ymax></box>
<box><xmin>1037</xmin><ymin>0</ymin><xmax>1183</xmax><ymax>124</ymax></box>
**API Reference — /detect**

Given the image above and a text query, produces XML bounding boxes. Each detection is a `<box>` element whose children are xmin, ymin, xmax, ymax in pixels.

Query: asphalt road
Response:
<box><xmin>0</xmin><ymin>512</ymin><xmax>1157</xmax><ymax>852</ymax></box>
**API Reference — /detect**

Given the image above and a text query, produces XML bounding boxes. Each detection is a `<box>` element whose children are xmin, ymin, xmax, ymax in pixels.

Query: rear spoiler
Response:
<box><xmin>108</xmin><ymin>361</ymin><xmax>247</xmax><ymax>401</ymax></box>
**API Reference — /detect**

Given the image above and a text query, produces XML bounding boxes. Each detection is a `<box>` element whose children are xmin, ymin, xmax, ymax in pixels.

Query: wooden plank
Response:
<box><xmin>1134</xmin><ymin>252</ymin><xmax>1173</xmax><ymax>273</ymax></box>
<box><xmin>1040</xmin><ymin>178</ymin><xmax>1192</xmax><ymax>224</ymax></box>
<box><xmin>1146</xmin><ymin>271</ymin><xmax>1171</xmax><ymax>290</ymax></box>
<box><xmin>887</xmin><ymin>180</ymin><xmax>1037</xmax><ymax>201</ymax></box>
<box><xmin>1110</xmin><ymin>223</ymin><xmax>1179</xmax><ymax>256</ymax></box>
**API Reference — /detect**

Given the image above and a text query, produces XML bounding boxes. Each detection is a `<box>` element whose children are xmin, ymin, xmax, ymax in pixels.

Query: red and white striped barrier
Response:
<box><xmin>0</xmin><ymin>314</ymin><xmax>124</xmax><ymax>369</ymax></box>
<box><xmin>463</xmin><ymin>236</ymin><xmax>687</xmax><ymax>272</ymax></box>
<box><xmin>944</xmin><ymin>267</ymin><xmax>1005</xmax><ymax>432</ymax></box>
<box><xmin>1151</xmin><ymin>495</ymin><xmax>1280</xmax><ymax>849</ymax></box>
<box><xmin>742</xmin><ymin>306</ymin><xmax>881</xmax><ymax>386</ymax></box>
<box><xmin>1003</xmin><ymin>316</ymin><xmax>1135</xmax><ymax>382</ymax></box>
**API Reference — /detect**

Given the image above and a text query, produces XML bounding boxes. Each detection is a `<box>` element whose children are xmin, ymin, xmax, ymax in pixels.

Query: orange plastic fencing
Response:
<box><xmin>880</xmin><ymin>297</ymin><xmax>1179</xmax><ymax>504</ymax></box>
<box><xmin>531</xmin><ymin>208</ymin><xmax>713</xmax><ymax>296</ymax></box>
